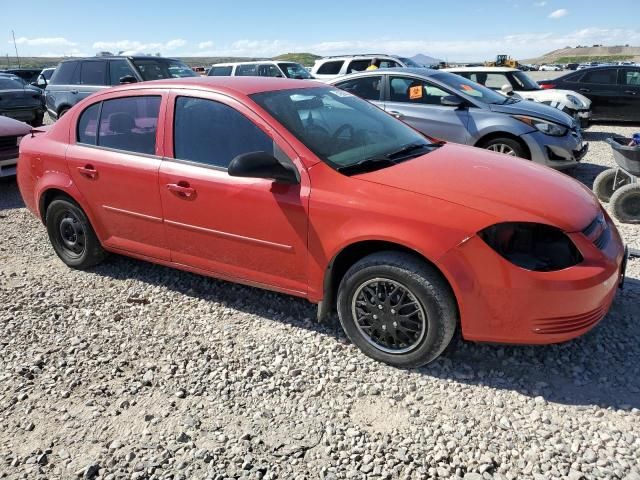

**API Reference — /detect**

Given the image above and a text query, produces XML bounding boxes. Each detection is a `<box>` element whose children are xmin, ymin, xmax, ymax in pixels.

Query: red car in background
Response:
<box><xmin>17</xmin><ymin>77</ymin><xmax>627</xmax><ymax>367</ymax></box>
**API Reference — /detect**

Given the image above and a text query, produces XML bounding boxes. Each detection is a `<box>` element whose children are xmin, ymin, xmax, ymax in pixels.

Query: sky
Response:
<box><xmin>2</xmin><ymin>0</ymin><xmax>639</xmax><ymax>61</ymax></box>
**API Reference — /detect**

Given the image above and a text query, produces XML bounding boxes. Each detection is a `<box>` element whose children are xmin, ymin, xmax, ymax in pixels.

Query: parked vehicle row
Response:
<box><xmin>208</xmin><ymin>61</ymin><xmax>313</xmax><ymax>79</ymax></box>
<box><xmin>17</xmin><ymin>76</ymin><xmax>627</xmax><ymax>368</ymax></box>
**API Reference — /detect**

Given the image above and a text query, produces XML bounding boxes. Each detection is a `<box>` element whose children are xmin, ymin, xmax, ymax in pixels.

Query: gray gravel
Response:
<box><xmin>1</xmin><ymin>122</ymin><xmax>639</xmax><ymax>479</ymax></box>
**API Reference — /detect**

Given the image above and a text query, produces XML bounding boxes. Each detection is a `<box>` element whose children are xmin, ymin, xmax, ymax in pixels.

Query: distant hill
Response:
<box><xmin>411</xmin><ymin>54</ymin><xmax>443</xmax><ymax>66</ymax></box>
<box><xmin>523</xmin><ymin>45</ymin><xmax>640</xmax><ymax>64</ymax></box>
<box><xmin>273</xmin><ymin>52</ymin><xmax>321</xmax><ymax>67</ymax></box>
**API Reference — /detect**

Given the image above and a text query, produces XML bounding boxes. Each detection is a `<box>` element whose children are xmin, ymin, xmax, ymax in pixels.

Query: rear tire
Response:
<box><xmin>46</xmin><ymin>198</ymin><xmax>107</xmax><ymax>269</ymax></box>
<box><xmin>610</xmin><ymin>184</ymin><xmax>640</xmax><ymax>224</ymax></box>
<box><xmin>336</xmin><ymin>252</ymin><xmax>457</xmax><ymax>368</ymax></box>
<box><xmin>58</xmin><ymin>107</ymin><xmax>70</xmax><ymax>119</ymax></box>
<box><xmin>593</xmin><ymin>168</ymin><xmax>629</xmax><ymax>202</ymax></box>
<box><xmin>481</xmin><ymin>137</ymin><xmax>527</xmax><ymax>159</ymax></box>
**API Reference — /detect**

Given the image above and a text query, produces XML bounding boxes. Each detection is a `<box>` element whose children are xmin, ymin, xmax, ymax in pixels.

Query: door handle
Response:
<box><xmin>624</xmin><ymin>90</ymin><xmax>637</xmax><ymax>95</ymax></box>
<box><xmin>70</xmin><ymin>90</ymin><xmax>78</xmax><ymax>94</ymax></box>
<box><xmin>166</xmin><ymin>182</ymin><xmax>196</xmax><ymax>198</ymax></box>
<box><xmin>77</xmin><ymin>164</ymin><xmax>97</xmax><ymax>179</ymax></box>
<box><xmin>579</xmin><ymin>88</ymin><xmax>590</xmax><ymax>93</ymax></box>
<box><xmin>388</xmin><ymin>110</ymin><xmax>404</xmax><ymax>119</ymax></box>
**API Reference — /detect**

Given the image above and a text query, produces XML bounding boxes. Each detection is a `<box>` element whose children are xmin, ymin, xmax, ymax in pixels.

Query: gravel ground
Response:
<box><xmin>1</xmin><ymin>122</ymin><xmax>639</xmax><ymax>480</ymax></box>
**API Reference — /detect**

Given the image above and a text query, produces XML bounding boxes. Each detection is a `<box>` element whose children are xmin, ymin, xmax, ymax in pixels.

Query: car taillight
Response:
<box><xmin>539</xmin><ymin>83</ymin><xmax>556</xmax><ymax>89</ymax></box>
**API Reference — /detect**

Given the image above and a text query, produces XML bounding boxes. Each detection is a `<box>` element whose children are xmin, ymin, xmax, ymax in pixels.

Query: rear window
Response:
<box><xmin>580</xmin><ymin>69</ymin><xmax>617</xmax><ymax>84</ymax></box>
<box><xmin>50</xmin><ymin>61</ymin><xmax>78</xmax><ymax>85</ymax></box>
<box><xmin>208</xmin><ymin>66</ymin><xmax>233</xmax><ymax>76</ymax></box>
<box><xmin>131</xmin><ymin>59</ymin><xmax>196</xmax><ymax>81</ymax></box>
<box><xmin>316</xmin><ymin>61</ymin><xmax>344</xmax><ymax>75</ymax></box>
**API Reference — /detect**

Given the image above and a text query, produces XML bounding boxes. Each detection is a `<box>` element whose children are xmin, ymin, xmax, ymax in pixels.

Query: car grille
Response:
<box><xmin>582</xmin><ymin>212</ymin><xmax>610</xmax><ymax>250</ymax></box>
<box><xmin>0</xmin><ymin>136</ymin><xmax>18</xmax><ymax>150</ymax></box>
<box><xmin>531</xmin><ymin>305</ymin><xmax>607</xmax><ymax>334</ymax></box>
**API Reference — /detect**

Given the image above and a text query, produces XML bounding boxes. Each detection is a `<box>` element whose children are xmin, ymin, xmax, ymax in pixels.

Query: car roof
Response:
<box><xmin>59</xmin><ymin>56</ymin><xmax>181</xmax><ymax>63</ymax></box>
<box><xmin>445</xmin><ymin>66</ymin><xmax>517</xmax><ymax>73</ymax></box>
<box><xmin>103</xmin><ymin>76</ymin><xmax>326</xmax><ymax>96</ymax></box>
<box><xmin>330</xmin><ymin>67</ymin><xmax>439</xmax><ymax>78</ymax></box>
<box><xmin>210</xmin><ymin>61</ymin><xmax>284</xmax><ymax>67</ymax></box>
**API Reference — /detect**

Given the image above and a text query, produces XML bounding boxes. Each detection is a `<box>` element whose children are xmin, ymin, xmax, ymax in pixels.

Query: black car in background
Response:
<box><xmin>45</xmin><ymin>56</ymin><xmax>196</xmax><ymax>120</ymax></box>
<box><xmin>0</xmin><ymin>75</ymin><xmax>45</xmax><ymax>126</ymax></box>
<box><xmin>2</xmin><ymin>68</ymin><xmax>43</xmax><ymax>85</ymax></box>
<box><xmin>538</xmin><ymin>65</ymin><xmax>640</xmax><ymax>122</ymax></box>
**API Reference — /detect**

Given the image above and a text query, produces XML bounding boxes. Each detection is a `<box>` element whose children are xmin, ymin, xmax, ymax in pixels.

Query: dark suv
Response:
<box><xmin>45</xmin><ymin>56</ymin><xmax>196</xmax><ymax>120</ymax></box>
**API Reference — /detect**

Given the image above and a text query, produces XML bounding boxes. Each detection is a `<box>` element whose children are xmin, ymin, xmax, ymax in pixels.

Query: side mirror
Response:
<box><xmin>501</xmin><ymin>84</ymin><xmax>514</xmax><ymax>96</ymax></box>
<box><xmin>36</xmin><ymin>76</ymin><xmax>48</xmax><ymax>87</ymax></box>
<box><xmin>228</xmin><ymin>151</ymin><xmax>299</xmax><ymax>184</ymax></box>
<box><xmin>119</xmin><ymin>75</ymin><xmax>138</xmax><ymax>84</ymax></box>
<box><xmin>440</xmin><ymin>95</ymin><xmax>465</xmax><ymax>108</ymax></box>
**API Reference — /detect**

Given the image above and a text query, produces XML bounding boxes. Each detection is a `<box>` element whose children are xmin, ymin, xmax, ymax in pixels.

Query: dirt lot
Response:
<box><xmin>0</xmin><ymin>122</ymin><xmax>639</xmax><ymax>480</ymax></box>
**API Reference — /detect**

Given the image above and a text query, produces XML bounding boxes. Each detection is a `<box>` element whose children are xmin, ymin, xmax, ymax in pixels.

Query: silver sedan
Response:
<box><xmin>329</xmin><ymin>68</ymin><xmax>588</xmax><ymax>170</ymax></box>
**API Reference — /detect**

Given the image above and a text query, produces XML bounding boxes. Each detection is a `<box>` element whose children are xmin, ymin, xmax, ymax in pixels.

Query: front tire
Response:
<box><xmin>336</xmin><ymin>252</ymin><xmax>457</xmax><ymax>368</ymax></box>
<box><xmin>46</xmin><ymin>198</ymin><xmax>107</xmax><ymax>269</ymax></box>
<box><xmin>481</xmin><ymin>137</ymin><xmax>527</xmax><ymax>159</ymax></box>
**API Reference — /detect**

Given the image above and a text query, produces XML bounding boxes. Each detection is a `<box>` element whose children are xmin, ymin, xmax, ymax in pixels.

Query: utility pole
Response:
<box><xmin>12</xmin><ymin>30</ymin><xmax>21</xmax><ymax>68</ymax></box>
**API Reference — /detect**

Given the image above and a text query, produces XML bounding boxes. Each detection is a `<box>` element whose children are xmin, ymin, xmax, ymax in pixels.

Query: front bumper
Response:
<box><xmin>574</xmin><ymin>108</ymin><xmax>592</xmax><ymax>129</ymax></box>
<box><xmin>437</xmin><ymin>213</ymin><xmax>625</xmax><ymax>345</ymax></box>
<box><xmin>0</xmin><ymin>153</ymin><xmax>18</xmax><ymax>177</ymax></box>
<box><xmin>521</xmin><ymin>128</ymin><xmax>587</xmax><ymax>170</ymax></box>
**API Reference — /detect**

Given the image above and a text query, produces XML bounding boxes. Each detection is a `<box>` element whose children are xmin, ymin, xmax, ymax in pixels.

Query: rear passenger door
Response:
<box><xmin>385</xmin><ymin>75</ymin><xmax>470</xmax><ymax>144</ymax></box>
<box><xmin>66</xmin><ymin>92</ymin><xmax>169</xmax><ymax>260</ymax></box>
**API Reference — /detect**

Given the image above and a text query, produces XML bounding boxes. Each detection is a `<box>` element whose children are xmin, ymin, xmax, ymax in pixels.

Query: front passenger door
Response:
<box><xmin>159</xmin><ymin>93</ymin><xmax>309</xmax><ymax>295</ymax></box>
<box><xmin>385</xmin><ymin>76</ymin><xmax>470</xmax><ymax>144</ymax></box>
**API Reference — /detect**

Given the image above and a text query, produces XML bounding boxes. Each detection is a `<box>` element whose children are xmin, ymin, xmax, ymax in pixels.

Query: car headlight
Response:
<box><xmin>513</xmin><ymin>115</ymin><xmax>568</xmax><ymax>136</ymax></box>
<box><xmin>479</xmin><ymin>222</ymin><xmax>583</xmax><ymax>272</ymax></box>
<box><xmin>566</xmin><ymin>94</ymin><xmax>584</xmax><ymax>108</ymax></box>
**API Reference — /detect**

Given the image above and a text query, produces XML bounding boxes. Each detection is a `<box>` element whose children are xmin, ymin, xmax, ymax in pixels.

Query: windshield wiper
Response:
<box><xmin>337</xmin><ymin>157</ymin><xmax>396</xmax><ymax>175</ymax></box>
<box><xmin>384</xmin><ymin>142</ymin><xmax>432</xmax><ymax>160</ymax></box>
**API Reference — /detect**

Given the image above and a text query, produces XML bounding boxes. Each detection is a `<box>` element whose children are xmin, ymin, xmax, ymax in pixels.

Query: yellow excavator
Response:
<box><xmin>485</xmin><ymin>54</ymin><xmax>519</xmax><ymax>68</ymax></box>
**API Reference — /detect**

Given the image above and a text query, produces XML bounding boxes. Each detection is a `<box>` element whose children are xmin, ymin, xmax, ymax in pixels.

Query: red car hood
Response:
<box><xmin>0</xmin><ymin>116</ymin><xmax>31</xmax><ymax>137</ymax></box>
<box><xmin>355</xmin><ymin>143</ymin><xmax>599</xmax><ymax>233</ymax></box>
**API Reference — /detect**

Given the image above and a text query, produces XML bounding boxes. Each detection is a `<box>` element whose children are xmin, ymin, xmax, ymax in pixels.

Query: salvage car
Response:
<box><xmin>45</xmin><ymin>56</ymin><xmax>196</xmax><ymax>121</ymax></box>
<box><xmin>0</xmin><ymin>74</ymin><xmax>45</xmax><ymax>126</ymax></box>
<box><xmin>0</xmin><ymin>116</ymin><xmax>31</xmax><ymax>176</ymax></box>
<box><xmin>2</xmin><ymin>68</ymin><xmax>43</xmax><ymax>85</ymax></box>
<box><xmin>444</xmin><ymin>66</ymin><xmax>592</xmax><ymax>127</ymax></box>
<box><xmin>538</xmin><ymin>66</ymin><xmax>640</xmax><ymax>122</ymax></box>
<box><xmin>330</xmin><ymin>68</ymin><xmax>587</xmax><ymax>169</ymax></box>
<box><xmin>17</xmin><ymin>77</ymin><xmax>626</xmax><ymax>368</ymax></box>
<box><xmin>208</xmin><ymin>61</ymin><xmax>313</xmax><ymax>79</ymax></box>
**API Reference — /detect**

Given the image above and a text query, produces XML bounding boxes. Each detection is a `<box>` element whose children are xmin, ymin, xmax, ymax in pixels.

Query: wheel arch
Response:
<box><xmin>474</xmin><ymin>131</ymin><xmax>531</xmax><ymax>160</ymax></box>
<box><xmin>318</xmin><ymin>239</ymin><xmax>460</xmax><ymax>322</ymax></box>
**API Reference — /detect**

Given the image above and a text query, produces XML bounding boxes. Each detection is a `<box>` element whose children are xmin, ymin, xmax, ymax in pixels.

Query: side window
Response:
<box><xmin>347</xmin><ymin>60</ymin><xmax>372</xmax><ymax>73</ymax></box>
<box><xmin>389</xmin><ymin>77</ymin><xmax>450</xmax><ymax>105</ymax></box>
<box><xmin>109</xmin><ymin>60</ymin><xmax>136</xmax><ymax>85</ymax></box>
<box><xmin>77</xmin><ymin>103</ymin><xmax>101</xmax><ymax>145</ymax></box>
<box><xmin>335</xmin><ymin>76</ymin><xmax>383</xmax><ymax>101</ymax></box>
<box><xmin>470</xmin><ymin>73</ymin><xmax>509</xmax><ymax>89</ymax></box>
<box><xmin>258</xmin><ymin>64</ymin><xmax>283</xmax><ymax>77</ymax></box>
<box><xmin>209</xmin><ymin>66</ymin><xmax>232</xmax><ymax>76</ymax></box>
<box><xmin>379</xmin><ymin>60</ymin><xmax>400</xmax><ymax>69</ymax></box>
<box><xmin>580</xmin><ymin>69</ymin><xmax>617</xmax><ymax>85</ymax></box>
<box><xmin>316</xmin><ymin>61</ymin><xmax>344</xmax><ymax>75</ymax></box>
<box><xmin>80</xmin><ymin>61</ymin><xmax>108</xmax><ymax>85</ymax></box>
<box><xmin>97</xmin><ymin>96</ymin><xmax>161</xmax><ymax>155</ymax></box>
<box><xmin>236</xmin><ymin>64</ymin><xmax>258</xmax><ymax>76</ymax></box>
<box><xmin>50</xmin><ymin>62</ymin><xmax>78</xmax><ymax>85</ymax></box>
<box><xmin>621</xmin><ymin>69</ymin><xmax>640</xmax><ymax>86</ymax></box>
<box><xmin>173</xmin><ymin>97</ymin><xmax>275</xmax><ymax>169</ymax></box>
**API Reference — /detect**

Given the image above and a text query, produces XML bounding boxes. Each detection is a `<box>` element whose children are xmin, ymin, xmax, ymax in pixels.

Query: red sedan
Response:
<box><xmin>17</xmin><ymin>77</ymin><xmax>627</xmax><ymax>367</ymax></box>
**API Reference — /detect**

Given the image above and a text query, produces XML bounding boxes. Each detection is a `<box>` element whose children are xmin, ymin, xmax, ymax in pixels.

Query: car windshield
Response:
<box><xmin>511</xmin><ymin>71</ymin><xmax>541</xmax><ymax>91</ymax></box>
<box><xmin>0</xmin><ymin>77</ymin><xmax>27</xmax><ymax>89</ymax></box>
<box><xmin>131</xmin><ymin>58</ymin><xmax>197</xmax><ymax>80</ymax></box>
<box><xmin>251</xmin><ymin>87</ymin><xmax>438</xmax><ymax>174</ymax></box>
<box><xmin>432</xmin><ymin>72</ymin><xmax>517</xmax><ymax>105</ymax></box>
<box><xmin>278</xmin><ymin>63</ymin><xmax>313</xmax><ymax>79</ymax></box>
<box><xmin>398</xmin><ymin>57</ymin><xmax>422</xmax><ymax>68</ymax></box>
